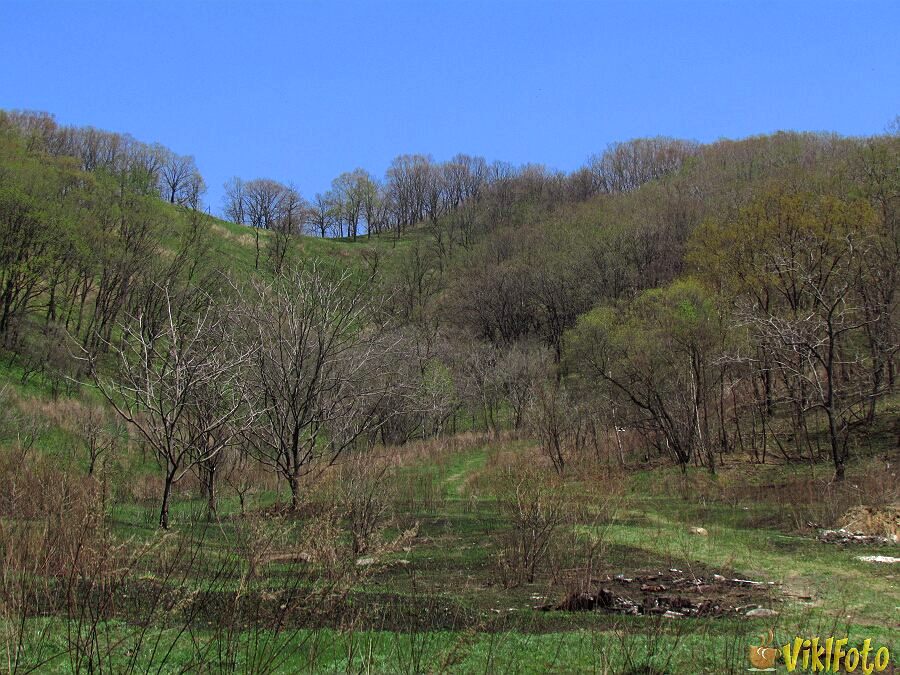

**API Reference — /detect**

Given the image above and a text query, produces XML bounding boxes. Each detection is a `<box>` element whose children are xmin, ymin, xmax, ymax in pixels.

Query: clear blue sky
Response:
<box><xmin>2</xmin><ymin>0</ymin><xmax>898</xmax><ymax>214</ymax></box>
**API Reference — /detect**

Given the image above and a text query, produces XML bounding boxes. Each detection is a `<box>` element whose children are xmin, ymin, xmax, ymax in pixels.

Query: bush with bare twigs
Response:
<box><xmin>496</xmin><ymin>468</ymin><xmax>566</xmax><ymax>586</ymax></box>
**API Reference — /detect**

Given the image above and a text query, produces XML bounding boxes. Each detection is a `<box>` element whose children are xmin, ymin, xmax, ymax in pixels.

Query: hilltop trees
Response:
<box><xmin>308</xmin><ymin>192</ymin><xmax>334</xmax><ymax>238</ymax></box>
<box><xmin>223</xmin><ymin>177</ymin><xmax>309</xmax><ymax>270</ymax></box>
<box><xmin>0</xmin><ymin>157</ymin><xmax>59</xmax><ymax>336</ymax></box>
<box><xmin>5</xmin><ymin>110</ymin><xmax>206</xmax><ymax>209</ymax></box>
<box><xmin>0</xmin><ymin>117</ymin><xmax>180</xmax><ymax>362</ymax></box>
<box><xmin>588</xmin><ymin>137</ymin><xmax>699</xmax><ymax>194</ymax></box>
<box><xmin>161</xmin><ymin>152</ymin><xmax>205</xmax><ymax>208</ymax></box>
<box><xmin>330</xmin><ymin>170</ymin><xmax>367</xmax><ymax>240</ymax></box>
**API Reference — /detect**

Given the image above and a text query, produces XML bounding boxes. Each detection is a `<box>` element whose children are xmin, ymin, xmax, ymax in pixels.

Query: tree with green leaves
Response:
<box><xmin>690</xmin><ymin>189</ymin><xmax>884</xmax><ymax>480</ymax></box>
<box><xmin>567</xmin><ymin>279</ymin><xmax>725</xmax><ymax>473</ymax></box>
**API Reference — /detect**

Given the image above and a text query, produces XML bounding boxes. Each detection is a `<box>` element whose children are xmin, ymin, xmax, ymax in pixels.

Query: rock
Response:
<box><xmin>730</xmin><ymin>577</ymin><xmax>766</xmax><ymax>586</ymax></box>
<box><xmin>690</xmin><ymin>527</ymin><xmax>709</xmax><ymax>536</ymax></box>
<box><xmin>818</xmin><ymin>528</ymin><xmax>896</xmax><ymax>546</ymax></box>
<box><xmin>745</xmin><ymin>608</ymin><xmax>778</xmax><ymax>618</ymax></box>
<box><xmin>856</xmin><ymin>555</ymin><xmax>900</xmax><ymax>563</ymax></box>
<box><xmin>355</xmin><ymin>557</ymin><xmax>376</xmax><ymax>566</ymax></box>
<box><xmin>641</xmin><ymin>583</ymin><xmax>668</xmax><ymax>592</ymax></box>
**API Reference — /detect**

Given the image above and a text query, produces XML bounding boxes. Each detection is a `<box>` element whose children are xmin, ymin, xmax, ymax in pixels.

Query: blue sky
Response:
<box><xmin>1</xmin><ymin>0</ymin><xmax>898</xmax><ymax>214</ymax></box>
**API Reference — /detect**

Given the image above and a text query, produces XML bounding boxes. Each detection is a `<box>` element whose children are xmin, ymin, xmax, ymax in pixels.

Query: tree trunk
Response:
<box><xmin>288</xmin><ymin>473</ymin><xmax>300</xmax><ymax>510</ymax></box>
<box><xmin>160</xmin><ymin>468</ymin><xmax>175</xmax><ymax>529</ymax></box>
<box><xmin>206</xmin><ymin>465</ymin><xmax>218</xmax><ymax>521</ymax></box>
<box><xmin>866</xmin><ymin>359</ymin><xmax>882</xmax><ymax>424</ymax></box>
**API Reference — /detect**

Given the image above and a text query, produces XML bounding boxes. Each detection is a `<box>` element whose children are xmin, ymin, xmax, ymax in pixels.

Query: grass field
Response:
<box><xmin>2</xmin><ymin>364</ymin><xmax>897</xmax><ymax>673</ymax></box>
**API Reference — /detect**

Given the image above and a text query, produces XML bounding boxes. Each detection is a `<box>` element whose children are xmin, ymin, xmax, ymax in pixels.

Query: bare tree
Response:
<box><xmin>160</xmin><ymin>152</ymin><xmax>203</xmax><ymax>206</ymax></box>
<box><xmin>331</xmin><ymin>170</ymin><xmax>367</xmax><ymax>240</ymax></box>
<box><xmin>385</xmin><ymin>154</ymin><xmax>434</xmax><ymax>236</ymax></box>
<box><xmin>89</xmin><ymin>284</ymin><xmax>256</xmax><ymax>528</ymax></box>
<box><xmin>222</xmin><ymin>177</ymin><xmax>247</xmax><ymax>224</ymax></box>
<box><xmin>306</xmin><ymin>192</ymin><xmax>334</xmax><ymax>238</ymax></box>
<box><xmin>243</xmin><ymin>263</ymin><xmax>398</xmax><ymax>510</ymax></box>
<box><xmin>588</xmin><ymin>137</ymin><xmax>699</xmax><ymax>194</ymax></box>
<box><xmin>73</xmin><ymin>405</ymin><xmax>123</xmax><ymax>476</ymax></box>
<box><xmin>267</xmin><ymin>185</ymin><xmax>306</xmax><ymax>273</ymax></box>
<box><xmin>692</xmin><ymin>189</ymin><xmax>884</xmax><ymax>479</ymax></box>
<box><xmin>359</xmin><ymin>171</ymin><xmax>384</xmax><ymax>238</ymax></box>
<box><xmin>244</xmin><ymin>178</ymin><xmax>286</xmax><ymax>269</ymax></box>
<box><xmin>498</xmin><ymin>342</ymin><xmax>547</xmax><ymax>430</ymax></box>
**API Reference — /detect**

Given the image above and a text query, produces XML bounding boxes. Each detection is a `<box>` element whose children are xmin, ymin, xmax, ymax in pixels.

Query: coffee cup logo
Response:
<box><xmin>748</xmin><ymin>629</ymin><xmax>780</xmax><ymax>671</ymax></box>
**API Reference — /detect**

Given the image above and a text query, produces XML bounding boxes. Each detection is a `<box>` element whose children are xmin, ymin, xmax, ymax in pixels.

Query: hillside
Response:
<box><xmin>0</xmin><ymin>111</ymin><xmax>897</xmax><ymax>672</ymax></box>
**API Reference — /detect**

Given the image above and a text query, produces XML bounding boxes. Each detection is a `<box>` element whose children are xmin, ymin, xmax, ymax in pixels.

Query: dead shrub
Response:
<box><xmin>0</xmin><ymin>386</ymin><xmax>48</xmax><ymax>459</ymax></box>
<box><xmin>273</xmin><ymin>451</ymin><xmax>420</xmax><ymax>586</ymax></box>
<box><xmin>496</xmin><ymin>468</ymin><xmax>566</xmax><ymax>586</ymax></box>
<box><xmin>0</xmin><ymin>449</ymin><xmax>109</xmax><ymax>579</ymax></box>
<box><xmin>337</xmin><ymin>452</ymin><xmax>394</xmax><ymax>557</ymax></box>
<box><xmin>228</xmin><ymin>512</ymin><xmax>300</xmax><ymax>588</ymax></box>
<box><xmin>0</xmin><ymin>446</ymin><xmax>132</xmax><ymax>671</ymax></box>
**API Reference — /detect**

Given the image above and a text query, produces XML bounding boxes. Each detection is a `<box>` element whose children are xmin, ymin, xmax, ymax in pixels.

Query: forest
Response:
<box><xmin>0</xmin><ymin>109</ymin><xmax>897</xmax><ymax>672</ymax></box>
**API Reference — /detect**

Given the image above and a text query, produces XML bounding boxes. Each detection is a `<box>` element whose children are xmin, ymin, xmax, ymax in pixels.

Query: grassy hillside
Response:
<box><xmin>0</xmin><ymin>113</ymin><xmax>896</xmax><ymax>672</ymax></box>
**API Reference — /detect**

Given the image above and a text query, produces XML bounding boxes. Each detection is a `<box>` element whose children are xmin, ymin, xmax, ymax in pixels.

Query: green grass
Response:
<box><xmin>2</xmin><ymin>363</ymin><xmax>897</xmax><ymax>672</ymax></box>
<box><xmin>10</xmin><ymin>614</ymin><xmax>895</xmax><ymax>673</ymax></box>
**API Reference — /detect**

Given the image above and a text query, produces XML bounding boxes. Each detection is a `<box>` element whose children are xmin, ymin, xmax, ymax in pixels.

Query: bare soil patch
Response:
<box><xmin>539</xmin><ymin>568</ymin><xmax>778</xmax><ymax>619</ymax></box>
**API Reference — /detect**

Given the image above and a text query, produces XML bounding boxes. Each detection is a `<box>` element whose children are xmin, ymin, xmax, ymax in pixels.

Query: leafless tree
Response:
<box><xmin>331</xmin><ymin>170</ymin><xmax>367</xmax><ymax>240</ymax></box>
<box><xmin>160</xmin><ymin>152</ymin><xmax>203</xmax><ymax>206</ymax></box>
<box><xmin>455</xmin><ymin>340</ymin><xmax>504</xmax><ymax>435</ymax></box>
<box><xmin>267</xmin><ymin>185</ymin><xmax>306</xmax><ymax>273</ymax></box>
<box><xmin>498</xmin><ymin>342</ymin><xmax>548</xmax><ymax>430</ymax></box>
<box><xmin>243</xmin><ymin>263</ymin><xmax>399</xmax><ymax>510</ymax></box>
<box><xmin>222</xmin><ymin>177</ymin><xmax>247</xmax><ymax>224</ymax></box>
<box><xmin>588</xmin><ymin>137</ymin><xmax>699</xmax><ymax>194</ymax></box>
<box><xmin>89</xmin><ymin>284</ymin><xmax>257</xmax><ymax>528</ymax></box>
<box><xmin>73</xmin><ymin>405</ymin><xmax>123</xmax><ymax>476</ymax></box>
<box><xmin>244</xmin><ymin>178</ymin><xmax>286</xmax><ymax>269</ymax></box>
<box><xmin>359</xmin><ymin>171</ymin><xmax>384</xmax><ymax>238</ymax></box>
<box><xmin>307</xmin><ymin>192</ymin><xmax>334</xmax><ymax>238</ymax></box>
<box><xmin>385</xmin><ymin>154</ymin><xmax>434</xmax><ymax>236</ymax></box>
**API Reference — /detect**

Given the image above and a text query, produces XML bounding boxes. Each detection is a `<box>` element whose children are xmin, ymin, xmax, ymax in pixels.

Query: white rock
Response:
<box><xmin>745</xmin><ymin>608</ymin><xmax>779</xmax><ymax>618</ymax></box>
<box><xmin>856</xmin><ymin>555</ymin><xmax>900</xmax><ymax>563</ymax></box>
